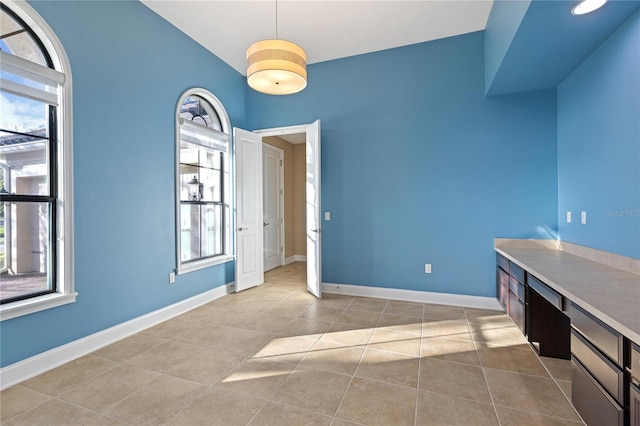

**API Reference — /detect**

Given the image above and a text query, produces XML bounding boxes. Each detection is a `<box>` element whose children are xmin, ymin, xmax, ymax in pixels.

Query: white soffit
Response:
<box><xmin>141</xmin><ymin>1</ymin><xmax>494</xmax><ymax>75</ymax></box>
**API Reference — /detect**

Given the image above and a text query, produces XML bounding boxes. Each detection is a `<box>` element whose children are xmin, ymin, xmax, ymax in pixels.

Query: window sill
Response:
<box><xmin>178</xmin><ymin>254</ymin><xmax>234</xmax><ymax>275</ymax></box>
<box><xmin>0</xmin><ymin>292</ymin><xmax>78</xmax><ymax>321</ymax></box>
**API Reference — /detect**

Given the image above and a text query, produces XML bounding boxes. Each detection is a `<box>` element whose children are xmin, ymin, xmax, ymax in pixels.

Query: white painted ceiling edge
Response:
<box><xmin>141</xmin><ymin>0</ymin><xmax>494</xmax><ymax>76</ymax></box>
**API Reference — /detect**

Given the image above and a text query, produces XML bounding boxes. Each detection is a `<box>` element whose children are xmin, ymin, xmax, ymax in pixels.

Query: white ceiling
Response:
<box><xmin>141</xmin><ymin>0</ymin><xmax>494</xmax><ymax>76</ymax></box>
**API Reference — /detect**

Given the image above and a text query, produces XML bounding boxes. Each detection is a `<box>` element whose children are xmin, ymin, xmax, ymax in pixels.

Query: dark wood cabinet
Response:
<box><xmin>631</xmin><ymin>382</ymin><xmax>640</xmax><ymax>426</ymax></box>
<box><xmin>495</xmin><ymin>249</ymin><xmax>638</xmax><ymax>426</ymax></box>
<box><xmin>495</xmin><ymin>253</ymin><xmax>525</xmax><ymax>334</ymax></box>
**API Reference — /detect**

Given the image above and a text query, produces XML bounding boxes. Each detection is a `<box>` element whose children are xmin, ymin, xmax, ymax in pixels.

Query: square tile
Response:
<box><xmin>0</xmin><ymin>385</ymin><xmax>51</xmax><ymax>422</ymax></box>
<box><xmin>355</xmin><ymin>348</ymin><xmax>419</xmax><ymax>388</ymax></box>
<box><xmin>417</xmin><ymin>389</ymin><xmax>499</xmax><ymax>426</ymax></box>
<box><xmin>368</xmin><ymin>328</ymin><xmax>421</xmax><ymax>356</ymax></box>
<box><xmin>217</xmin><ymin>358</ymin><xmax>294</xmax><ymax>398</ymax></box>
<box><xmin>271</xmin><ymin>367</ymin><xmax>351</xmax><ymax>416</ymax></box>
<box><xmin>21</xmin><ymin>356</ymin><xmax>118</xmax><ymax>396</ymax></box>
<box><xmin>103</xmin><ymin>374</ymin><xmax>207</xmax><ymax>425</ymax></box>
<box><xmin>383</xmin><ymin>301</ymin><xmax>424</xmax><ymax>318</ymax></box>
<box><xmin>419</xmin><ymin>358</ymin><xmax>491</xmax><ymax>403</ymax></box>
<box><xmin>335</xmin><ymin>378</ymin><xmax>416</xmax><ymax>426</ymax></box>
<box><xmin>299</xmin><ymin>342</ymin><xmax>365</xmax><ymax>375</ymax></box>
<box><xmin>248</xmin><ymin>401</ymin><xmax>333</xmax><ymax>426</ymax></box>
<box><xmin>165</xmin><ymin>387</ymin><xmax>265</xmax><ymax>426</ymax></box>
<box><xmin>420</xmin><ymin>335</ymin><xmax>480</xmax><ymax>366</ymax></box>
<box><xmin>484</xmin><ymin>368</ymin><xmax>581</xmax><ymax>421</ymax></box>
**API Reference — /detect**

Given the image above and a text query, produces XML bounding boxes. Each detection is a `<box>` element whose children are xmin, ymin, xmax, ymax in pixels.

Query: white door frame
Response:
<box><xmin>262</xmin><ymin>143</ymin><xmax>285</xmax><ymax>271</ymax></box>
<box><xmin>254</xmin><ymin>121</ymin><xmax>322</xmax><ymax>298</ymax></box>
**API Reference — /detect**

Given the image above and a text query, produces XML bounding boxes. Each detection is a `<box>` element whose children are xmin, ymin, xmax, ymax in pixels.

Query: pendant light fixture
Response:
<box><xmin>246</xmin><ymin>0</ymin><xmax>307</xmax><ymax>95</ymax></box>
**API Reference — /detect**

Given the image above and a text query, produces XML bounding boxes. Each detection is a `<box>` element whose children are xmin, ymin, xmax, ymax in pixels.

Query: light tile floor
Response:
<box><xmin>1</xmin><ymin>262</ymin><xmax>583</xmax><ymax>425</ymax></box>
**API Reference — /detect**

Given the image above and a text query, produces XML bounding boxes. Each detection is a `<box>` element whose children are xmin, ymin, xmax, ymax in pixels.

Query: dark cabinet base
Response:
<box><xmin>572</xmin><ymin>357</ymin><xmax>624</xmax><ymax>426</ymax></box>
<box><xmin>527</xmin><ymin>286</ymin><xmax>570</xmax><ymax>359</ymax></box>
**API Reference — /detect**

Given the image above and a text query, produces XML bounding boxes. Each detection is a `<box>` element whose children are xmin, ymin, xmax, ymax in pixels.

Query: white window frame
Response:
<box><xmin>175</xmin><ymin>89</ymin><xmax>233</xmax><ymax>274</ymax></box>
<box><xmin>0</xmin><ymin>0</ymin><xmax>75</xmax><ymax>321</ymax></box>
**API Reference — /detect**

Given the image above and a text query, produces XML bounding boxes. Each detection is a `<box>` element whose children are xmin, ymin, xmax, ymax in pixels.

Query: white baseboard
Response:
<box><xmin>322</xmin><ymin>283</ymin><xmax>502</xmax><ymax>310</ymax></box>
<box><xmin>0</xmin><ymin>283</ymin><xmax>234</xmax><ymax>390</ymax></box>
<box><xmin>285</xmin><ymin>255</ymin><xmax>307</xmax><ymax>264</ymax></box>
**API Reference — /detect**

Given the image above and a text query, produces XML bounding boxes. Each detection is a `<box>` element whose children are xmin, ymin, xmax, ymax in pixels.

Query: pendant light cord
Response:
<box><xmin>275</xmin><ymin>0</ymin><xmax>279</xmax><ymax>39</ymax></box>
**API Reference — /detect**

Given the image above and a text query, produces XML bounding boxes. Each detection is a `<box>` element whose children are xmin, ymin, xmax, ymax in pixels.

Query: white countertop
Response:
<box><xmin>495</xmin><ymin>243</ymin><xmax>640</xmax><ymax>345</ymax></box>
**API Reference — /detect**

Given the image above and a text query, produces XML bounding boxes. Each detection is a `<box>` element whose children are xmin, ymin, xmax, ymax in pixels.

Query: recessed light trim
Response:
<box><xmin>571</xmin><ymin>0</ymin><xmax>608</xmax><ymax>15</ymax></box>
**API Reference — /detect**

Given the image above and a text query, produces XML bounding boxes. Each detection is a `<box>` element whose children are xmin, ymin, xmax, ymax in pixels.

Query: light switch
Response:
<box><xmin>325</xmin><ymin>212</ymin><xmax>331</xmax><ymax>221</ymax></box>
<box><xmin>566</xmin><ymin>211</ymin><xmax>572</xmax><ymax>223</ymax></box>
<box><xmin>581</xmin><ymin>211</ymin><xmax>587</xmax><ymax>224</ymax></box>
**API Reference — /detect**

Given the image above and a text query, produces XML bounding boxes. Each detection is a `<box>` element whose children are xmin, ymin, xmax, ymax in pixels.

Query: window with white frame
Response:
<box><xmin>0</xmin><ymin>1</ymin><xmax>74</xmax><ymax>320</ymax></box>
<box><xmin>176</xmin><ymin>89</ymin><xmax>232</xmax><ymax>274</ymax></box>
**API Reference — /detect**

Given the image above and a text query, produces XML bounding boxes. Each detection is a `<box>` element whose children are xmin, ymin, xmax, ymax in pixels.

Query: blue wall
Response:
<box><xmin>248</xmin><ymin>32</ymin><xmax>558</xmax><ymax>297</ymax></box>
<box><xmin>558</xmin><ymin>10</ymin><xmax>640</xmax><ymax>259</ymax></box>
<box><xmin>1</xmin><ymin>1</ymin><xmax>244</xmax><ymax>367</ymax></box>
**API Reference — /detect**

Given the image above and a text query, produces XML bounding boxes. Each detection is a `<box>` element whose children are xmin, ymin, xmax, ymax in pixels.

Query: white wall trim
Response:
<box><xmin>285</xmin><ymin>255</ymin><xmax>307</xmax><ymax>264</ymax></box>
<box><xmin>322</xmin><ymin>282</ymin><xmax>502</xmax><ymax>310</ymax></box>
<box><xmin>0</xmin><ymin>283</ymin><xmax>233</xmax><ymax>390</ymax></box>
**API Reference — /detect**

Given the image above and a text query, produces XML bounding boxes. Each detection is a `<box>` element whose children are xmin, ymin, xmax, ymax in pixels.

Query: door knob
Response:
<box><xmin>237</xmin><ymin>227</ymin><xmax>246</xmax><ymax>231</ymax></box>
<box><xmin>263</xmin><ymin>222</ymin><xmax>270</xmax><ymax>226</ymax></box>
<box><xmin>311</xmin><ymin>228</ymin><xmax>321</xmax><ymax>233</ymax></box>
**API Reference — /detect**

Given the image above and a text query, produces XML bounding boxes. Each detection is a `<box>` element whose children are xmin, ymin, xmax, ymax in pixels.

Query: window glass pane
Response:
<box><xmin>179</xmin><ymin>141</ymin><xmax>222</xmax><ymax>203</ymax></box>
<box><xmin>0</xmin><ymin>93</ymin><xmax>51</xmax><ymax>196</ymax></box>
<box><xmin>179</xmin><ymin>95</ymin><xmax>222</xmax><ymax>131</ymax></box>
<box><xmin>179</xmin><ymin>203</ymin><xmax>223</xmax><ymax>263</ymax></box>
<box><xmin>201</xmin><ymin>204</ymin><xmax>222</xmax><ymax>257</ymax></box>
<box><xmin>0</xmin><ymin>8</ymin><xmax>48</xmax><ymax>66</ymax></box>
<box><xmin>0</xmin><ymin>201</ymin><xmax>52</xmax><ymax>303</ymax></box>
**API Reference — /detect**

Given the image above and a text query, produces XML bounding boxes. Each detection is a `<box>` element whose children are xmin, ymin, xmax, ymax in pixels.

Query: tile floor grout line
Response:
<box><xmin>464</xmin><ymin>307</ymin><xmax>503</xmax><ymax>426</ymax></box>
<box><xmin>413</xmin><ymin>303</ymin><xmax>426</xmax><ymax>426</ymax></box>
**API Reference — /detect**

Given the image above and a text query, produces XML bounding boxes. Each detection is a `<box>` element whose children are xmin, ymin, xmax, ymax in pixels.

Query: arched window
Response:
<box><xmin>176</xmin><ymin>89</ymin><xmax>232</xmax><ymax>273</ymax></box>
<box><xmin>0</xmin><ymin>1</ymin><xmax>75</xmax><ymax>319</ymax></box>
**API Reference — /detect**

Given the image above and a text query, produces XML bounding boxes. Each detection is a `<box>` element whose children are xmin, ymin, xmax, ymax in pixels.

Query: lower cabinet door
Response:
<box><xmin>496</xmin><ymin>267</ymin><xmax>509</xmax><ymax>311</ymax></box>
<box><xmin>508</xmin><ymin>291</ymin><xmax>525</xmax><ymax>334</ymax></box>
<box><xmin>571</xmin><ymin>356</ymin><xmax>623</xmax><ymax>426</ymax></box>
<box><xmin>631</xmin><ymin>382</ymin><xmax>640</xmax><ymax>426</ymax></box>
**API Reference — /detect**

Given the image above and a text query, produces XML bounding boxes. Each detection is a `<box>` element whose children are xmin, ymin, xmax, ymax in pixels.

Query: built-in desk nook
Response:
<box><xmin>494</xmin><ymin>239</ymin><xmax>640</xmax><ymax>426</ymax></box>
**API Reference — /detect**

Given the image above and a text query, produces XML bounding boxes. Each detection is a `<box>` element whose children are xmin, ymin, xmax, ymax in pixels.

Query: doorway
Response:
<box><xmin>254</xmin><ymin>121</ymin><xmax>322</xmax><ymax>298</ymax></box>
<box><xmin>262</xmin><ymin>134</ymin><xmax>306</xmax><ymax>273</ymax></box>
<box><xmin>235</xmin><ymin>121</ymin><xmax>321</xmax><ymax>297</ymax></box>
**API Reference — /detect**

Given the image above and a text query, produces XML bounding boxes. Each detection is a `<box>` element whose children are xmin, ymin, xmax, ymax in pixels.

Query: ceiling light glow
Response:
<box><xmin>571</xmin><ymin>0</ymin><xmax>608</xmax><ymax>15</ymax></box>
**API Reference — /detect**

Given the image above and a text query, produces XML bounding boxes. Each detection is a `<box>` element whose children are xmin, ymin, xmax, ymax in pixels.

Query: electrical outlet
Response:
<box><xmin>425</xmin><ymin>264</ymin><xmax>432</xmax><ymax>274</ymax></box>
<box><xmin>325</xmin><ymin>211</ymin><xmax>331</xmax><ymax>221</ymax></box>
<box><xmin>169</xmin><ymin>272</ymin><xmax>176</xmax><ymax>284</ymax></box>
<box><xmin>566</xmin><ymin>211</ymin><xmax>572</xmax><ymax>223</ymax></box>
<box><xmin>581</xmin><ymin>211</ymin><xmax>587</xmax><ymax>224</ymax></box>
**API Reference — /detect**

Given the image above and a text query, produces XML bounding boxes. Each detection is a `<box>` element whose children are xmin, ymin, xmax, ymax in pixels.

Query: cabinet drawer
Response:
<box><xmin>632</xmin><ymin>342</ymin><xmax>640</xmax><ymax>382</ymax></box>
<box><xmin>496</xmin><ymin>252</ymin><xmax>509</xmax><ymax>273</ymax></box>
<box><xmin>527</xmin><ymin>274</ymin><xmax>562</xmax><ymax>310</ymax></box>
<box><xmin>568</xmin><ymin>302</ymin><xmax>623</xmax><ymax>366</ymax></box>
<box><xmin>509</xmin><ymin>262</ymin><xmax>525</xmax><ymax>284</ymax></box>
<box><xmin>509</xmin><ymin>276</ymin><xmax>525</xmax><ymax>300</ymax></box>
<box><xmin>572</xmin><ymin>356</ymin><xmax>623</xmax><ymax>426</ymax></box>
<box><xmin>571</xmin><ymin>329</ymin><xmax>624</xmax><ymax>404</ymax></box>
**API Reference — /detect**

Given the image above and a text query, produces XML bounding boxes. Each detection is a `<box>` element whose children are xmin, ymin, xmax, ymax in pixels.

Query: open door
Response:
<box><xmin>306</xmin><ymin>120</ymin><xmax>322</xmax><ymax>298</ymax></box>
<box><xmin>234</xmin><ymin>128</ymin><xmax>264</xmax><ymax>292</ymax></box>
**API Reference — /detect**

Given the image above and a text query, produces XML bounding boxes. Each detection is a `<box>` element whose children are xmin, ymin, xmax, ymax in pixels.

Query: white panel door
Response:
<box><xmin>263</xmin><ymin>144</ymin><xmax>283</xmax><ymax>272</ymax></box>
<box><xmin>306</xmin><ymin>120</ymin><xmax>322</xmax><ymax>298</ymax></box>
<box><xmin>234</xmin><ymin>128</ymin><xmax>264</xmax><ymax>292</ymax></box>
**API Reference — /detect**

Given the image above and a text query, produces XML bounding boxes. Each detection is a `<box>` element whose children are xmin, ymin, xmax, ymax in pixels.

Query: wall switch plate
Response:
<box><xmin>169</xmin><ymin>272</ymin><xmax>176</xmax><ymax>284</ymax></box>
<box><xmin>425</xmin><ymin>264</ymin><xmax>432</xmax><ymax>274</ymax></box>
<box><xmin>581</xmin><ymin>211</ymin><xmax>587</xmax><ymax>224</ymax></box>
<box><xmin>324</xmin><ymin>212</ymin><xmax>331</xmax><ymax>221</ymax></box>
<box><xmin>566</xmin><ymin>211</ymin><xmax>572</xmax><ymax>223</ymax></box>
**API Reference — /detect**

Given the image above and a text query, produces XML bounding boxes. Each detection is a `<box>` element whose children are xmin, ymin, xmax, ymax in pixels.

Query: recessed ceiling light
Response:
<box><xmin>572</xmin><ymin>0</ymin><xmax>608</xmax><ymax>15</ymax></box>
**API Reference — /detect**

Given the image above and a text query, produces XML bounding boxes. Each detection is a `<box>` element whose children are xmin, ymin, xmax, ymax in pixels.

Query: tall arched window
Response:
<box><xmin>0</xmin><ymin>1</ymin><xmax>74</xmax><ymax>319</ymax></box>
<box><xmin>176</xmin><ymin>89</ymin><xmax>232</xmax><ymax>273</ymax></box>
